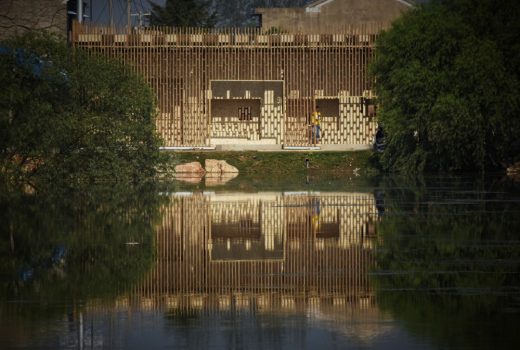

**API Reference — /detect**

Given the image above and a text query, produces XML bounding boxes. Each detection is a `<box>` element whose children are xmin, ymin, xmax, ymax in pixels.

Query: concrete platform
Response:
<box><xmin>319</xmin><ymin>144</ymin><xmax>371</xmax><ymax>151</ymax></box>
<box><xmin>215</xmin><ymin>144</ymin><xmax>282</xmax><ymax>151</ymax></box>
<box><xmin>161</xmin><ymin>144</ymin><xmax>371</xmax><ymax>152</ymax></box>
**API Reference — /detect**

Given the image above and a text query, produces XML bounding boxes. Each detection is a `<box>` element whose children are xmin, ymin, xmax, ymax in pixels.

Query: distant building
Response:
<box><xmin>256</xmin><ymin>0</ymin><xmax>414</xmax><ymax>34</ymax></box>
<box><xmin>0</xmin><ymin>0</ymin><xmax>69</xmax><ymax>40</ymax></box>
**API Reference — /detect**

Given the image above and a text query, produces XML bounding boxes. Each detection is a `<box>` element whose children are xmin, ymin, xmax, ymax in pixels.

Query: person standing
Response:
<box><xmin>311</xmin><ymin>107</ymin><xmax>322</xmax><ymax>143</ymax></box>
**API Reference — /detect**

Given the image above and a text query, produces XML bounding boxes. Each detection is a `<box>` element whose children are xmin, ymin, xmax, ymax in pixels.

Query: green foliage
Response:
<box><xmin>371</xmin><ymin>0</ymin><xmax>520</xmax><ymax>172</ymax></box>
<box><xmin>149</xmin><ymin>0</ymin><xmax>216</xmax><ymax>27</ymax></box>
<box><xmin>0</xmin><ymin>32</ymin><xmax>162</xmax><ymax>187</ymax></box>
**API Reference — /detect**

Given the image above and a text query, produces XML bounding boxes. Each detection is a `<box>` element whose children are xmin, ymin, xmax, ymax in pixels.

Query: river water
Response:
<box><xmin>1</xmin><ymin>175</ymin><xmax>519</xmax><ymax>349</ymax></box>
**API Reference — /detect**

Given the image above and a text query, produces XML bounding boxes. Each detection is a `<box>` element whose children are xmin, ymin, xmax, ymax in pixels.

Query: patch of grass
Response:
<box><xmin>162</xmin><ymin>150</ymin><xmax>376</xmax><ymax>175</ymax></box>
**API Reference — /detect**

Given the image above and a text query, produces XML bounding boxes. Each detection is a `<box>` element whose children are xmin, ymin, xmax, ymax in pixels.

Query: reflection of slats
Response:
<box><xmin>287</xmin><ymin>220</ymin><xmax>312</xmax><ymax>239</ymax></box>
<box><xmin>211</xmin><ymin>220</ymin><xmax>261</xmax><ymax>239</ymax></box>
<box><xmin>134</xmin><ymin>193</ymin><xmax>377</xmax><ymax>307</ymax></box>
<box><xmin>316</xmin><ymin>222</ymin><xmax>340</xmax><ymax>239</ymax></box>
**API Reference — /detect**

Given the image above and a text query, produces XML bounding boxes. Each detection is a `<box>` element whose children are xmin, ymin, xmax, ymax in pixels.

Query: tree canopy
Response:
<box><xmin>149</xmin><ymin>0</ymin><xmax>216</xmax><ymax>27</ymax></box>
<box><xmin>0</xmin><ymin>32</ymin><xmax>162</xmax><ymax>188</ymax></box>
<box><xmin>371</xmin><ymin>0</ymin><xmax>520</xmax><ymax>172</ymax></box>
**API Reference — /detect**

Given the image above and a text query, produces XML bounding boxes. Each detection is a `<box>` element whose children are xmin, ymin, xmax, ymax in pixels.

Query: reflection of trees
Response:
<box><xmin>0</xmin><ymin>181</ymin><xmax>162</xmax><ymax>318</ymax></box>
<box><xmin>374</xmin><ymin>177</ymin><xmax>520</xmax><ymax>349</ymax></box>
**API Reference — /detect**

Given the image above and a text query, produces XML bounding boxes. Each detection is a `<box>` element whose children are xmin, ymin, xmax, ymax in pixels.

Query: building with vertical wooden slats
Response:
<box><xmin>72</xmin><ymin>22</ymin><xmax>383</xmax><ymax>149</ymax></box>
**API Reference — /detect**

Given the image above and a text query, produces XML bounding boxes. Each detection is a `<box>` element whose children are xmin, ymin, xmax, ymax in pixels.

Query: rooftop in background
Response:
<box><xmin>256</xmin><ymin>0</ymin><xmax>414</xmax><ymax>34</ymax></box>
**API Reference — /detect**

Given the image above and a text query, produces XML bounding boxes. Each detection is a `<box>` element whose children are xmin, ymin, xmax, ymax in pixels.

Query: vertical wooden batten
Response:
<box><xmin>72</xmin><ymin>22</ymin><xmax>381</xmax><ymax>148</ymax></box>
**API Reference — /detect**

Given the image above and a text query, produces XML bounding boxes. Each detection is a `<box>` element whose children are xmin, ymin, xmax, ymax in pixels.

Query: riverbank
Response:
<box><xmin>156</xmin><ymin>150</ymin><xmax>381</xmax><ymax>191</ymax></box>
<box><xmin>159</xmin><ymin>150</ymin><xmax>377</xmax><ymax>176</ymax></box>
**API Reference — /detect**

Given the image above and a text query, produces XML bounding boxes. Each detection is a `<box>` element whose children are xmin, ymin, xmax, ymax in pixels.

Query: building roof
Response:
<box><xmin>256</xmin><ymin>0</ymin><xmax>414</xmax><ymax>34</ymax></box>
<box><xmin>306</xmin><ymin>0</ymin><xmax>415</xmax><ymax>9</ymax></box>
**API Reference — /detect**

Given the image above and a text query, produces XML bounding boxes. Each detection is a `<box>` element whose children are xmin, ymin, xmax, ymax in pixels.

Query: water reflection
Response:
<box><xmin>0</xmin><ymin>182</ymin><xmax>162</xmax><ymax>348</ymax></box>
<box><xmin>132</xmin><ymin>191</ymin><xmax>378</xmax><ymax>312</ymax></box>
<box><xmin>84</xmin><ymin>191</ymin><xmax>395</xmax><ymax>349</ymax></box>
<box><xmin>1</xmin><ymin>177</ymin><xmax>519</xmax><ymax>349</ymax></box>
<box><xmin>374</xmin><ymin>177</ymin><xmax>520</xmax><ymax>349</ymax></box>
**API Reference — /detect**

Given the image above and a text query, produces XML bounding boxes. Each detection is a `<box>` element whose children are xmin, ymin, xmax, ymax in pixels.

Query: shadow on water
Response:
<box><xmin>372</xmin><ymin>175</ymin><xmax>520</xmax><ymax>349</ymax></box>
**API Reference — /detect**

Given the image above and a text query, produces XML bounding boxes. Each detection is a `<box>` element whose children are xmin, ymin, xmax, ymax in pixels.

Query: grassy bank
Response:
<box><xmin>157</xmin><ymin>150</ymin><xmax>381</xmax><ymax>192</ymax></box>
<box><xmin>161</xmin><ymin>150</ymin><xmax>376</xmax><ymax>175</ymax></box>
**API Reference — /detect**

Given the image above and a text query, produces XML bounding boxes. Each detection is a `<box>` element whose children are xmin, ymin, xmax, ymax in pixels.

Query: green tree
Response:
<box><xmin>149</xmin><ymin>0</ymin><xmax>216</xmax><ymax>27</ymax></box>
<box><xmin>0</xmin><ymin>32</ymin><xmax>162</xmax><ymax>187</ymax></box>
<box><xmin>371</xmin><ymin>0</ymin><xmax>520</xmax><ymax>172</ymax></box>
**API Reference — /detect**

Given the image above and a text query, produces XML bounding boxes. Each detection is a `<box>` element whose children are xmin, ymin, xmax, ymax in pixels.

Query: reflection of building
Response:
<box><xmin>127</xmin><ymin>192</ymin><xmax>378</xmax><ymax>313</ymax></box>
<box><xmin>210</xmin><ymin>194</ymin><xmax>284</xmax><ymax>261</ymax></box>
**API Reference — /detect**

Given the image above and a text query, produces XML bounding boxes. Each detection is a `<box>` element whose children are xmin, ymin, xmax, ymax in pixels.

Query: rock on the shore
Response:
<box><xmin>507</xmin><ymin>161</ymin><xmax>520</xmax><ymax>182</ymax></box>
<box><xmin>507</xmin><ymin>161</ymin><xmax>520</xmax><ymax>175</ymax></box>
<box><xmin>174</xmin><ymin>161</ymin><xmax>205</xmax><ymax>174</ymax></box>
<box><xmin>205</xmin><ymin>159</ymin><xmax>239</xmax><ymax>174</ymax></box>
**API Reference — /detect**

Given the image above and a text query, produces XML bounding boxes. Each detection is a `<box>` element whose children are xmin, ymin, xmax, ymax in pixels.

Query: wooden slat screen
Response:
<box><xmin>72</xmin><ymin>22</ymin><xmax>381</xmax><ymax>147</ymax></box>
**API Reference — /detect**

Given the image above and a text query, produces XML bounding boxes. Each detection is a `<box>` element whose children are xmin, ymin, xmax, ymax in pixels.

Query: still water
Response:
<box><xmin>1</xmin><ymin>175</ymin><xmax>519</xmax><ymax>349</ymax></box>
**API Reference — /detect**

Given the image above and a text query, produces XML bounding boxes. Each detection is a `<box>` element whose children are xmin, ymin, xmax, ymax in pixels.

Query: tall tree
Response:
<box><xmin>0</xmin><ymin>32</ymin><xmax>162</xmax><ymax>187</ymax></box>
<box><xmin>371</xmin><ymin>0</ymin><xmax>520</xmax><ymax>172</ymax></box>
<box><xmin>149</xmin><ymin>0</ymin><xmax>216</xmax><ymax>27</ymax></box>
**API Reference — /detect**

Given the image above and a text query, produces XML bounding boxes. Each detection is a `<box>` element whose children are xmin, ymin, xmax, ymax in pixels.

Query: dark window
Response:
<box><xmin>315</xmin><ymin>98</ymin><xmax>340</xmax><ymax>118</ymax></box>
<box><xmin>211</xmin><ymin>99</ymin><xmax>261</xmax><ymax>121</ymax></box>
<box><xmin>362</xmin><ymin>98</ymin><xmax>377</xmax><ymax>117</ymax></box>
